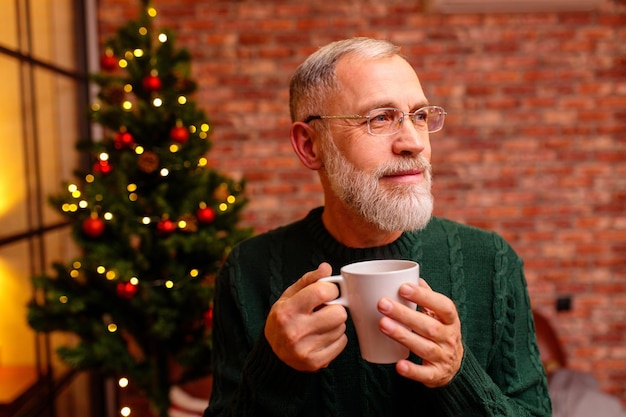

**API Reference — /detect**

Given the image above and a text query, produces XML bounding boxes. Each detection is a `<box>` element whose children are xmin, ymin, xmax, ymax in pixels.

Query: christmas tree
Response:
<box><xmin>27</xmin><ymin>2</ymin><xmax>252</xmax><ymax>416</ymax></box>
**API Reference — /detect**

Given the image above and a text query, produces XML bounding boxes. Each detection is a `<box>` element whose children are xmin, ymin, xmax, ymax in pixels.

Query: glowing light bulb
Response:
<box><xmin>107</xmin><ymin>323</ymin><xmax>117</xmax><ymax>333</ymax></box>
<box><xmin>178</xmin><ymin>96</ymin><xmax>187</xmax><ymax>104</ymax></box>
<box><xmin>158</xmin><ymin>33</ymin><xmax>168</xmax><ymax>42</ymax></box>
<box><xmin>165</xmin><ymin>280</ymin><xmax>174</xmax><ymax>289</ymax></box>
<box><xmin>153</xmin><ymin>98</ymin><xmax>163</xmax><ymax>107</ymax></box>
<box><xmin>118</xmin><ymin>377</ymin><xmax>129</xmax><ymax>388</ymax></box>
<box><xmin>121</xmin><ymin>406</ymin><xmax>131</xmax><ymax>416</ymax></box>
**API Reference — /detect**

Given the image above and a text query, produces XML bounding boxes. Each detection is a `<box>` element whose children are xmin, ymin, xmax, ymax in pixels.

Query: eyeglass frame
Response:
<box><xmin>303</xmin><ymin>105</ymin><xmax>447</xmax><ymax>136</ymax></box>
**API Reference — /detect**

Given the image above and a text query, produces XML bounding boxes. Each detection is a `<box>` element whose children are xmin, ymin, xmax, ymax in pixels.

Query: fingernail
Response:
<box><xmin>378</xmin><ymin>298</ymin><xmax>392</xmax><ymax>313</ymax></box>
<box><xmin>399</xmin><ymin>284</ymin><xmax>414</xmax><ymax>297</ymax></box>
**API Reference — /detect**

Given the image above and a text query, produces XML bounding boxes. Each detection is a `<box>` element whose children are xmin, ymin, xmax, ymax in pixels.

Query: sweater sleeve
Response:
<box><xmin>428</xmin><ymin>235</ymin><xmax>552</xmax><ymax>417</ymax></box>
<box><xmin>204</xmin><ymin>246</ymin><xmax>314</xmax><ymax>417</ymax></box>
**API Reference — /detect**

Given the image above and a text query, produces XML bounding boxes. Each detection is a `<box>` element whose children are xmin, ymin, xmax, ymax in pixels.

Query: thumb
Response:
<box><xmin>282</xmin><ymin>262</ymin><xmax>333</xmax><ymax>298</ymax></box>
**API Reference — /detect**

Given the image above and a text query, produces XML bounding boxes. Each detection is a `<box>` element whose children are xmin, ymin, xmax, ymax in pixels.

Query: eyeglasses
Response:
<box><xmin>304</xmin><ymin>105</ymin><xmax>447</xmax><ymax>136</ymax></box>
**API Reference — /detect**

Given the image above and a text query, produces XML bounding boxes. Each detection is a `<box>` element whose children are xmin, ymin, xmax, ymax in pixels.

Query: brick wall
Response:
<box><xmin>98</xmin><ymin>0</ymin><xmax>626</xmax><ymax>403</ymax></box>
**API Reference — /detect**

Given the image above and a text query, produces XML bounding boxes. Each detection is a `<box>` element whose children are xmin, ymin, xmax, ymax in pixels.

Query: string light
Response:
<box><xmin>160</xmin><ymin>168</ymin><xmax>169</xmax><ymax>177</ymax></box>
<box><xmin>123</xmin><ymin>100</ymin><xmax>133</xmax><ymax>110</ymax></box>
<box><xmin>119</xmin><ymin>59</ymin><xmax>128</xmax><ymax>68</ymax></box>
<box><xmin>133</xmin><ymin>49</ymin><xmax>144</xmax><ymax>58</ymax></box>
<box><xmin>118</xmin><ymin>377</ymin><xmax>129</xmax><ymax>388</ymax></box>
<box><xmin>59</xmin><ymin>296</ymin><xmax>68</xmax><ymax>304</ymax></box>
<box><xmin>139</xmin><ymin>26</ymin><xmax>148</xmax><ymax>35</ymax></box>
<box><xmin>153</xmin><ymin>98</ymin><xmax>163</xmax><ymax>107</ymax></box>
<box><xmin>107</xmin><ymin>323</ymin><xmax>118</xmax><ymax>333</ymax></box>
<box><xmin>121</xmin><ymin>406</ymin><xmax>131</xmax><ymax>417</ymax></box>
<box><xmin>158</xmin><ymin>33</ymin><xmax>168</xmax><ymax>43</ymax></box>
<box><xmin>178</xmin><ymin>96</ymin><xmax>187</xmax><ymax>104</ymax></box>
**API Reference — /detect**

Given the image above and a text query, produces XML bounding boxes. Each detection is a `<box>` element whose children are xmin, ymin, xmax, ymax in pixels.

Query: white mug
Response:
<box><xmin>320</xmin><ymin>259</ymin><xmax>419</xmax><ymax>364</ymax></box>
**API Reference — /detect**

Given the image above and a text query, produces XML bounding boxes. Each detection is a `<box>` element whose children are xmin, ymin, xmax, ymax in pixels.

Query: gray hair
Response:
<box><xmin>289</xmin><ymin>38</ymin><xmax>402</xmax><ymax>123</ymax></box>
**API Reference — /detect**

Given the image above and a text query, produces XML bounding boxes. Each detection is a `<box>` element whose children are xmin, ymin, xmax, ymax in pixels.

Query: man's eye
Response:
<box><xmin>414</xmin><ymin>111</ymin><xmax>428</xmax><ymax>122</ymax></box>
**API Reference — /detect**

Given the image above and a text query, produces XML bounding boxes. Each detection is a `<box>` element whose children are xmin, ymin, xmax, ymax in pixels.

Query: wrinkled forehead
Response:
<box><xmin>332</xmin><ymin>54</ymin><xmax>427</xmax><ymax>113</ymax></box>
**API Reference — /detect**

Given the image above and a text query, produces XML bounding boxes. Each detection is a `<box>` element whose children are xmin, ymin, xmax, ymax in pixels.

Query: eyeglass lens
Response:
<box><xmin>367</xmin><ymin>107</ymin><xmax>444</xmax><ymax>135</ymax></box>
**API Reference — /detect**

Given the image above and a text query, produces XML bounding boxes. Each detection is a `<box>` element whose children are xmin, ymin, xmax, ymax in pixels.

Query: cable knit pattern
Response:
<box><xmin>441</xmin><ymin>220</ymin><xmax>467</xmax><ymax>327</ymax></box>
<box><xmin>205</xmin><ymin>209</ymin><xmax>552</xmax><ymax>417</ymax></box>
<box><xmin>490</xmin><ymin>233</ymin><xmax>508</xmax><ymax>367</ymax></box>
<box><xmin>494</xmin><ymin>234</ymin><xmax>518</xmax><ymax>388</ymax></box>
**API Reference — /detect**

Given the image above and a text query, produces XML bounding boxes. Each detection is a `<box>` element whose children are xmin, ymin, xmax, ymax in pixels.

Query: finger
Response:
<box><xmin>399</xmin><ymin>282</ymin><xmax>458</xmax><ymax>326</ymax></box>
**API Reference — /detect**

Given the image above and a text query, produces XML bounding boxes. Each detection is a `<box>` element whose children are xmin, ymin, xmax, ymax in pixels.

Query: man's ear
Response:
<box><xmin>290</xmin><ymin>122</ymin><xmax>323</xmax><ymax>170</ymax></box>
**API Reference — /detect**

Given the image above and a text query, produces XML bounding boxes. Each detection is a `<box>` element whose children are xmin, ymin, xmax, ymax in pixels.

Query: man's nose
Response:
<box><xmin>391</xmin><ymin>118</ymin><xmax>428</xmax><ymax>156</ymax></box>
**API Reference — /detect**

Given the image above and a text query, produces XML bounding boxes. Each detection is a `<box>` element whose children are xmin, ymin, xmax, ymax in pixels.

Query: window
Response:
<box><xmin>0</xmin><ymin>0</ymin><xmax>100</xmax><ymax>414</ymax></box>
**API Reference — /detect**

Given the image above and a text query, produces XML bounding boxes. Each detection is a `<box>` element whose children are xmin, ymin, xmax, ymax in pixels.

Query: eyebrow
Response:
<box><xmin>361</xmin><ymin>100</ymin><xmax>430</xmax><ymax>113</ymax></box>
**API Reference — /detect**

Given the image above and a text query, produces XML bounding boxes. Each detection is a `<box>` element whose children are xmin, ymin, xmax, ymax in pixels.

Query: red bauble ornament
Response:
<box><xmin>116</xmin><ymin>282</ymin><xmax>139</xmax><ymax>300</ymax></box>
<box><xmin>197</xmin><ymin>206</ymin><xmax>216</xmax><ymax>224</ymax></box>
<box><xmin>100</xmin><ymin>54</ymin><xmax>118</xmax><ymax>71</ymax></box>
<box><xmin>82</xmin><ymin>216</ymin><xmax>105</xmax><ymax>238</ymax></box>
<box><xmin>170</xmin><ymin>125</ymin><xmax>189</xmax><ymax>143</ymax></box>
<box><xmin>204</xmin><ymin>307</ymin><xmax>214</xmax><ymax>330</ymax></box>
<box><xmin>142</xmin><ymin>74</ymin><xmax>162</xmax><ymax>92</ymax></box>
<box><xmin>93</xmin><ymin>160</ymin><xmax>112</xmax><ymax>174</ymax></box>
<box><xmin>157</xmin><ymin>219</ymin><xmax>176</xmax><ymax>236</ymax></box>
<box><xmin>114</xmin><ymin>131</ymin><xmax>134</xmax><ymax>149</ymax></box>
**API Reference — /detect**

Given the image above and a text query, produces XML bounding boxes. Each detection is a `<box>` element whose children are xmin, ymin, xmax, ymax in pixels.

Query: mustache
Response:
<box><xmin>374</xmin><ymin>155</ymin><xmax>432</xmax><ymax>178</ymax></box>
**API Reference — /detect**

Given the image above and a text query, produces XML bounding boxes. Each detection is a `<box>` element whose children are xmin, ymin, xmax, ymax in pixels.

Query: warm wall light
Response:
<box><xmin>425</xmin><ymin>0</ymin><xmax>604</xmax><ymax>13</ymax></box>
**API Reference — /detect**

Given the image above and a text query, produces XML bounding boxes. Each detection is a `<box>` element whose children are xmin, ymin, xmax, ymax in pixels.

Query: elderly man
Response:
<box><xmin>204</xmin><ymin>37</ymin><xmax>551</xmax><ymax>417</ymax></box>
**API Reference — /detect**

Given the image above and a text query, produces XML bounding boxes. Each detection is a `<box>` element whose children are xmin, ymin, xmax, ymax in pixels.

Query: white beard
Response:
<box><xmin>321</xmin><ymin>135</ymin><xmax>434</xmax><ymax>232</ymax></box>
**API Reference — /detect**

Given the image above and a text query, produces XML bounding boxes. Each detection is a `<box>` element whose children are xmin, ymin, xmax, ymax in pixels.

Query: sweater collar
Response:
<box><xmin>304</xmin><ymin>207</ymin><xmax>425</xmax><ymax>267</ymax></box>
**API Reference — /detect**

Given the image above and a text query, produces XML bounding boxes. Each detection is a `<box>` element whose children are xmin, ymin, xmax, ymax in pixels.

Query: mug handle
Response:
<box><xmin>319</xmin><ymin>275</ymin><xmax>348</xmax><ymax>306</ymax></box>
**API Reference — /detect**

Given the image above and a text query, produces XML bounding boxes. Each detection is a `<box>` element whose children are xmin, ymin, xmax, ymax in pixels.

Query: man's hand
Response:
<box><xmin>377</xmin><ymin>279</ymin><xmax>464</xmax><ymax>387</ymax></box>
<box><xmin>265</xmin><ymin>262</ymin><xmax>348</xmax><ymax>372</ymax></box>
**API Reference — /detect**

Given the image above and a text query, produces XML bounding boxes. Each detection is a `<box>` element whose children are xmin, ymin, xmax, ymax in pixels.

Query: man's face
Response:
<box><xmin>318</xmin><ymin>55</ymin><xmax>434</xmax><ymax>232</ymax></box>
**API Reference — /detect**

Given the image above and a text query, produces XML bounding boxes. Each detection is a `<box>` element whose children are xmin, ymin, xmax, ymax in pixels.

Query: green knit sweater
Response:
<box><xmin>205</xmin><ymin>207</ymin><xmax>552</xmax><ymax>417</ymax></box>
